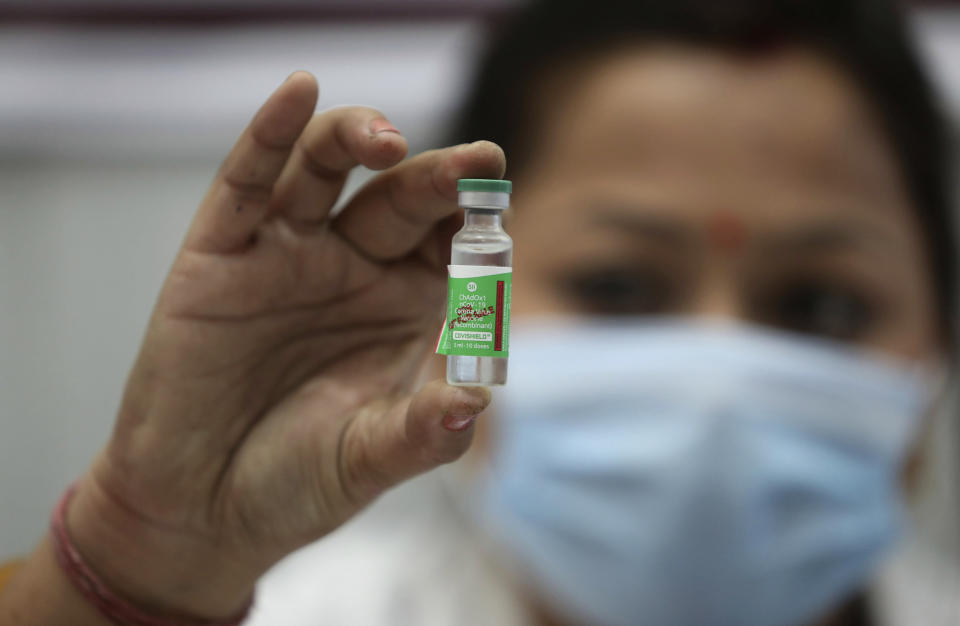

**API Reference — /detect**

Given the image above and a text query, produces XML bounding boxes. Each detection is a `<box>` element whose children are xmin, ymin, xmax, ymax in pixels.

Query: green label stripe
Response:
<box><xmin>436</xmin><ymin>265</ymin><xmax>512</xmax><ymax>358</ymax></box>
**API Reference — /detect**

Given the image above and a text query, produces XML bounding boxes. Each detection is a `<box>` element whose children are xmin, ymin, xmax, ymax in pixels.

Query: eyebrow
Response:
<box><xmin>590</xmin><ymin>210</ymin><xmax>694</xmax><ymax>246</ymax></box>
<box><xmin>757</xmin><ymin>220</ymin><xmax>899</xmax><ymax>256</ymax></box>
<box><xmin>586</xmin><ymin>206</ymin><xmax>902</xmax><ymax>255</ymax></box>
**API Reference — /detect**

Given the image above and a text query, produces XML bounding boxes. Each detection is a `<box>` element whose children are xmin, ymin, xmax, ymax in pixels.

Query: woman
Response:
<box><xmin>0</xmin><ymin>0</ymin><xmax>955</xmax><ymax>625</ymax></box>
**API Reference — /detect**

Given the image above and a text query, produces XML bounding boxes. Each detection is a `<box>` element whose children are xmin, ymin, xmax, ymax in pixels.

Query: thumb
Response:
<box><xmin>338</xmin><ymin>380</ymin><xmax>491</xmax><ymax>505</ymax></box>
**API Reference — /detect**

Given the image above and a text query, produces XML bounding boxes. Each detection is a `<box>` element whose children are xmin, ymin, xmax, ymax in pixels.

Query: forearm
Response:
<box><xmin>0</xmin><ymin>536</ymin><xmax>111</xmax><ymax>626</ymax></box>
<box><xmin>0</xmin><ymin>475</ymin><xmax>258</xmax><ymax>626</ymax></box>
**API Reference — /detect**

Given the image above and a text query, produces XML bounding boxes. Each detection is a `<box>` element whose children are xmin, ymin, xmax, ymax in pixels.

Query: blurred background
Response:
<box><xmin>0</xmin><ymin>0</ymin><xmax>958</xmax><ymax>575</ymax></box>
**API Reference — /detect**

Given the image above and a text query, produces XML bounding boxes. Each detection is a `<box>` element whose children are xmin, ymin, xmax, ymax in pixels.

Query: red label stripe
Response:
<box><xmin>494</xmin><ymin>280</ymin><xmax>505</xmax><ymax>351</ymax></box>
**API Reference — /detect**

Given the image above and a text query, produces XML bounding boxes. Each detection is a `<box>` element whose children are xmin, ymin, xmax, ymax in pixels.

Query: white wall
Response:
<box><xmin>1</xmin><ymin>11</ymin><xmax>959</xmax><ymax>563</ymax></box>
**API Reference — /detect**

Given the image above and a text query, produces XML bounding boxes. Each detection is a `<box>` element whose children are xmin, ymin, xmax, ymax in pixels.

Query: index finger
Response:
<box><xmin>185</xmin><ymin>71</ymin><xmax>318</xmax><ymax>254</ymax></box>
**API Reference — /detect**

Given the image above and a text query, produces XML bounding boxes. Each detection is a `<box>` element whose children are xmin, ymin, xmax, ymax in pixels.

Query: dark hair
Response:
<box><xmin>450</xmin><ymin>0</ymin><xmax>957</xmax><ymax>350</ymax></box>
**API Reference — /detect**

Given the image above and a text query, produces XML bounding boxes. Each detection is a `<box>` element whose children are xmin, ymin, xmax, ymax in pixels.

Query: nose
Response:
<box><xmin>691</xmin><ymin>271</ymin><xmax>745</xmax><ymax>321</ymax></box>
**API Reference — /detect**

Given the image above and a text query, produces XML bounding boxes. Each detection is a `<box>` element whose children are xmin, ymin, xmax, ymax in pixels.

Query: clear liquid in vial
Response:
<box><xmin>446</xmin><ymin>242</ymin><xmax>512</xmax><ymax>386</ymax></box>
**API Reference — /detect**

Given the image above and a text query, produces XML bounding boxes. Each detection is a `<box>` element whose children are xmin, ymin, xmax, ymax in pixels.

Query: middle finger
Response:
<box><xmin>270</xmin><ymin>106</ymin><xmax>409</xmax><ymax>223</ymax></box>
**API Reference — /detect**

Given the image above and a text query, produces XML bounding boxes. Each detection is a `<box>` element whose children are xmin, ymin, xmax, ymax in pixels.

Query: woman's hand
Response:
<box><xmin>66</xmin><ymin>72</ymin><xmax>504</xmax><ymax>620</ymax></box>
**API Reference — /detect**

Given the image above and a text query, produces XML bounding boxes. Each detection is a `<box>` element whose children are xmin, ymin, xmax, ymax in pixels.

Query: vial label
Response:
<box><xmin>436</xmin><ymin>265</ymin><xmax>512</xmax><ymax>358</ymax></box>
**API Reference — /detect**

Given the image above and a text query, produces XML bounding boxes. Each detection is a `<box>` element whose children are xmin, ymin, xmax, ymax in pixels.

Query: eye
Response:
<box><xmin>557</xmin><ymin>267</ymin><xmax>676</xmax><ymax>316</ymax></box>
<box><xmin>758</xmin><ymin>279</ymin><xmax>877</xmax><ymax>343</ymax></box>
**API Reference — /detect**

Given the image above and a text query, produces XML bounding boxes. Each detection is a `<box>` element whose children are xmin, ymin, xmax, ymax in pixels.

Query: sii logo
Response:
<box><xmin>466</xmin><ymin>281</ymin><xmax>478</xmax><ymax>293</ymax></box>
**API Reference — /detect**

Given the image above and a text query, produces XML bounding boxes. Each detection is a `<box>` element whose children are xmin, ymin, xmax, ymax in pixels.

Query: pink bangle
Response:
<box><xmin>50</xmin><ymin>484</ymin><xmax>254</xmax><ymax>626</ymax></box>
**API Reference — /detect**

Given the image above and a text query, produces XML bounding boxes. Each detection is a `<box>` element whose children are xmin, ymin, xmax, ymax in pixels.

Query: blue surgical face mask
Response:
<box><xmin>480</xmin><ymin>319</ymin><xmax>937</xmax><ymax>626</ymax></box>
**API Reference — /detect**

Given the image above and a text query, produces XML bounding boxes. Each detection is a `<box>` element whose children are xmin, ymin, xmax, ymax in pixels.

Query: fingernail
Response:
<box><xmin>369</xmin><ymin>119</ymin><xmax>401</xmax><ymax>135</ymax></box>
<box><xmin>442</xmin><ymin>414</ymin><xmax>478</xmax><ymax>432</ymax></box>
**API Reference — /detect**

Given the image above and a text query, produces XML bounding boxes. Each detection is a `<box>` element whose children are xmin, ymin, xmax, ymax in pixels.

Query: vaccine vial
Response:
<box><xmin>436</xmin><ymin>179</ymin><xmax>513</xmax><ymax>386</ymax></box>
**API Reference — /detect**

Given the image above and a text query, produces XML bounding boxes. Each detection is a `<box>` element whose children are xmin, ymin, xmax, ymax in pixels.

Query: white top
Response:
<box><xmin>245</xmin><ymin>472</ymin><xmax>529</xmax><ymax>626</ymax></box>
<box><xmin>246</xmin><ymin>472</ymin><xmax>960</xmax><ymax>626</ymax></box>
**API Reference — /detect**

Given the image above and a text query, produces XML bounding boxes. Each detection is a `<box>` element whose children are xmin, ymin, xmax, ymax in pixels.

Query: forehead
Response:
<box><xmin>522</xmin><ymin>44</ymin><xmax>910</xmax><ymax>224</ymax></box>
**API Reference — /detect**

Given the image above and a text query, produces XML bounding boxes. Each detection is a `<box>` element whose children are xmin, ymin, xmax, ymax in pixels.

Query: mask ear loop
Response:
<box><xmin>898</xmin><ymin>357</ymin><xmax>955</xmax><ymax>502</ymax></box>
<box><xmin>920</xmin><ymin>358</ymin><xmax>952</xmax><ymax>417</ymax></box>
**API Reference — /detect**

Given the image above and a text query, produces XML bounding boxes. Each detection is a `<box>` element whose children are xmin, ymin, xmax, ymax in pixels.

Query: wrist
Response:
<box><xmin>65</xmin><ymin>471</ymin><xmax>259</xmax><ymax>621</ymax></box>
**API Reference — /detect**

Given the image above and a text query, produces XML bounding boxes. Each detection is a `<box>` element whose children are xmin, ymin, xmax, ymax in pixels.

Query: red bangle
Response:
<box><xmin>50</xmin><ymin>484</ymin><xmax>254</xmax><ymax>626</ymax></box>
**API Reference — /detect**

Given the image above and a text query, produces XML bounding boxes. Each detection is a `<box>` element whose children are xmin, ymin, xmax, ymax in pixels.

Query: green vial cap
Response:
<box><xmin>457</xmin><ymin>178</ymin><xmax>512</xmax><ymax>194</ymax></box>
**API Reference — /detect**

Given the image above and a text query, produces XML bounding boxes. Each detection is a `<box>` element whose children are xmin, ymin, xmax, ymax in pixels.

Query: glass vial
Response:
<box><xmin>436</xmin><ymin>179</ymin><xmax>513</xmax><ymax>386</ymax></box>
